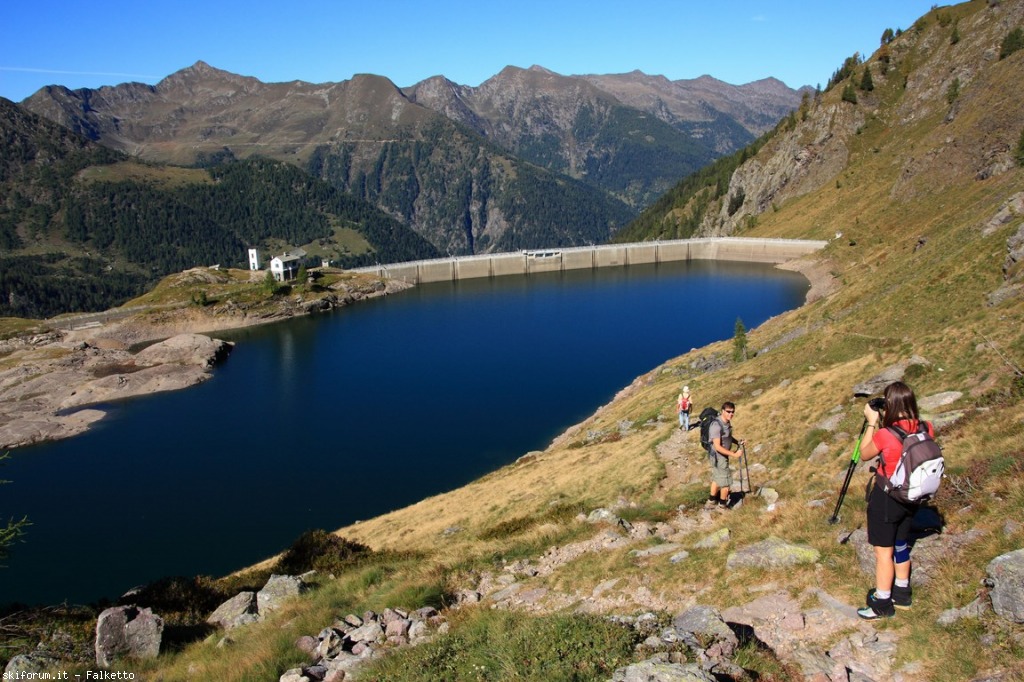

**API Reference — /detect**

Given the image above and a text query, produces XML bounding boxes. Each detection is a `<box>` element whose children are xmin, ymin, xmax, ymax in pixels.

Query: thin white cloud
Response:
<box><xmin>0</xmin><ymin>66</ymin><xmax>158</xmax><ymax>79</ymax></box>
<box><xmin>750</xmin><ymin>15</ymin><xmax>768</xmax><ymax>22</ymax></box>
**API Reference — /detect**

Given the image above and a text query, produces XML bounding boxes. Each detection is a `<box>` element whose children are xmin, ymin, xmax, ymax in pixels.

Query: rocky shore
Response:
<box><xmin>0</xmin><ymin>272</ymin><xmax>412</xmax><ymax>450</ymax></box>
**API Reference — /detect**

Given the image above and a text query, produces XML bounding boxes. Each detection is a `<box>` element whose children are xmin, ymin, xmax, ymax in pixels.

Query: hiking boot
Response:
<box><xmin>892</xmin><ymin>584</ymin><xmax>912</xmax><ymax>610</ymax></box>
<box><xmin>857</xmin><ymin>590</ymin><xmax>895</xmax><ymax>620</ymax></box>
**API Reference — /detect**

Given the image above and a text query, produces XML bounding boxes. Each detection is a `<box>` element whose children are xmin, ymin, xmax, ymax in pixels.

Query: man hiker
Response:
<box><xmin>706</xmin><ymin>401</ymin><xmax>744</xmax><ymax>509</ymax></box>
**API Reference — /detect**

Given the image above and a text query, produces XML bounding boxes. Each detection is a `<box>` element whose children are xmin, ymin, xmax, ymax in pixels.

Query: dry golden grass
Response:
<box><xmin>32</xmin><ymin>4</ymin><xmax>1023</xmax><ymax>678</ymax></box>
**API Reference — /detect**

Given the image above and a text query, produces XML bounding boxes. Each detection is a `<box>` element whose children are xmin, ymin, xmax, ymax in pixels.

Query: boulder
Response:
<box><xmin>258</xmin><ymin>574</ymin><xmax>308</xmax><ymax>613</ymax></box>
<box><xmin>694</xmin><ymin>528</ymin><xmax>730</xmax><ymax>549</ymax></box>
<box><xmin>610</xmin><ymin>660</ymin><xmax>715</xmax><ymax>682</ymax></box>
<box><xmin>987</xmin><ymin>548</ymin><xmax>1024</xmax><ymax>623</ymax></box>
<box><xmin>95</xmin><ymin>605</ymin><xmax>164</xmax><ymax>667</ymax></box>
<box><xmin>4</xmin><ymin>653</ymin><xmax>60</xmax><ymax>677</ymax></box>
<box><xmin>726</xmin><ymin>537</ymin><xmax>819</xmax><ymax>570</ymax></box>
<box><xmin>671</xmin><ymin>606</ymin><xmax>738</xmax><ymax>663</ymax></box>
<box><xmin>207</xmin><ymin>590</ymin><xmax>259</xmax><ymax>629</ymax></box>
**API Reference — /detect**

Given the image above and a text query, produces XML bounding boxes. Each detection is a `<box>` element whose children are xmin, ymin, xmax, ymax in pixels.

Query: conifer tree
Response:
<box><xmin>1</xmin><ymin>452</ymin><xmax>29</xmax><ymax>566</ymax></box>
<box><xmin>860</xmin><ymin>66</ymin><xmax>875</xmax><ymax>92</ymax></box>
<box><xmin>841</xmin><ymin>83</ymin><xmax>858</xmax><ymax>104</ymax></box>
<box><xmin>733</xmin><ymin>318</ymin><xmax>748</xmax><ymax>363</ymax></box>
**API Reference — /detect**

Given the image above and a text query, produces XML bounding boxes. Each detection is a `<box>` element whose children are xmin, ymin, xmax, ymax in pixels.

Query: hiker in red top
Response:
<box><xmin>677</xmin><ymin>386</ymin><xmax>692</xmax><ymax>431</ymax></box>
<box><xmin>856</xmin><ymin>381</ymin><xmax>934</xmax><ymax>620</ymax></box>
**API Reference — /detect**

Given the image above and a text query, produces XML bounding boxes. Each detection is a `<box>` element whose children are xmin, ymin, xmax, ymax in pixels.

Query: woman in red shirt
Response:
<box><xmin>856</xmin><ymin>381</ymin><xmax>933</xmax><ymax>620</ymax></box>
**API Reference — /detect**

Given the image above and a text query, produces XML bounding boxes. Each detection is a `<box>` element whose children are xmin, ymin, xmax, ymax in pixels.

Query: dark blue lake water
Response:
<box><xmin>0</xmin><ymin>260</ymin><xmax>808</xmax><ymax>607</ymax></box>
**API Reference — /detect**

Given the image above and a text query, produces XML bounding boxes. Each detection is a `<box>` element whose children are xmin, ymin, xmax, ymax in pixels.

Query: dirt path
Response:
<box><xmin>655</xmin><ymin>423</ymin><xmax>708</xmax><ymax>497</ymax></box>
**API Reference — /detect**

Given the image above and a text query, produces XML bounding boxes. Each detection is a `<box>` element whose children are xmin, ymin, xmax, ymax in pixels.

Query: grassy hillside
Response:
<box><xmin>2</xmin><ymin>2</ymin><xmax>1023</xmax><ymax>680</ymax></box>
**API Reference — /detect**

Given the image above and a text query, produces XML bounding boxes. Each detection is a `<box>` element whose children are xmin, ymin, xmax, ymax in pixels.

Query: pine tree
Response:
<box><xmin>1</xmin><ymin>452</ymin><xmax>30</xmax><ymax>566</ymax></box>
<box><xmin>860</xmin><ymin>66</ymin><xmax>875</xmax><ymax>92</ymax></box>
<box><xmin>842</xmin><ymin>83</ymin><xmax>858</xmax><ymax>104</ymax></box>
<box><xmin>733</xmin><ymin>318</ymin><xmax>748</xmax><ymax>363</ymax></box>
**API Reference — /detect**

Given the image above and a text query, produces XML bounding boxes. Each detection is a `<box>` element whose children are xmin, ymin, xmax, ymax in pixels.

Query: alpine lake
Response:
<box><xmin>1</xmin><ymin>259</ymin><xmax>809</xmax><ymax>607</ymax></box>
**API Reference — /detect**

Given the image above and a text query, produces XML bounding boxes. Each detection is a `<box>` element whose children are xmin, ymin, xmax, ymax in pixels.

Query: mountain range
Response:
<box><xmin>19</xmin><ymin>63</ymin><xmax>798</xmax><ymax>242</ymax></box>
<box><xmin>2</xmin><ymin>63</ymin><xmax>805</xmax><ymax>316</ymax></box>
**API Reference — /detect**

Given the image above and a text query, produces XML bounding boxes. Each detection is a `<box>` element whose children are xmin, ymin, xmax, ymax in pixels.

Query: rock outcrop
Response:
<box><xmin>0</xmin><ymin>333</ymin><xmax>233</xmax><ymax>449</ymax></box>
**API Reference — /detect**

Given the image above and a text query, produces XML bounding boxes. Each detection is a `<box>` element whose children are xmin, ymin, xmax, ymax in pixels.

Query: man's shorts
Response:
<box><xmin>710</xmin><ymin>450</ymin><xmax>732</xmax><ymax>488</ymax></box>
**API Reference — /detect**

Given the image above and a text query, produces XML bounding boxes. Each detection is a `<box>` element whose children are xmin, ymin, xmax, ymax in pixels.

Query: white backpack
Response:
<box><xmin>878</xmin><ymin>423</ymin><xmax>944</xmax><ymax>504</ymax></box>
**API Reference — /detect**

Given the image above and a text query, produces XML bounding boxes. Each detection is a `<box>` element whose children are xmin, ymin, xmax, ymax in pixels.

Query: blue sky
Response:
<box><xmin>1</xmin><ymin>1</ymin><xmax>940</xmax><ymax>102</ymax></box>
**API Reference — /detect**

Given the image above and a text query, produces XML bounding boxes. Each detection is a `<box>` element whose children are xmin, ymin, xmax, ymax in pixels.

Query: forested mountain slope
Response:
<box><xmin>0</xmin><ymin>98</ymin><xmax>438</xmax><ymax>317</ymax></box>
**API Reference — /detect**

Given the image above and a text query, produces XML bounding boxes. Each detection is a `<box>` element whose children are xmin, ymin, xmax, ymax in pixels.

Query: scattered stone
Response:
<box><xmin>95</xmin><ymin>605</ymin><xmax>164</xmax><ymax>667</ymax></box>
<box><xmin>3</xmin><ymin>654</ymin><xmax>60</xmax><ymax>678</ymax></box>
<box><xmin>631</xmin><ymin>543</ymin><xmax>683</xmax><ymax>558</ymax></box>
<box><xmin>669</xmin><ymin>550</ymin><xmax>691</xmax><ymax>564</ymax></box>
<box><xmin>938</xmin><ymin>597</ymin><xmax>989</xmax><ymax>626</ymax></box>
<box><xmin>808</xmin><ymin>442</ymin><xmax>832</xmax><ymax>462</ymax></box>
<box><xmin>987</xmin><ymin>548</ymin><xmax>1024</xmax><ymax>623</ymax></box>
<box><xmin>455</xmin><ymin>590</ymin><xmax>481</xmax><ymax>604</ymax></box>
<box><xmin>852</xmin><ymin>356</ymin><xmax>930</xmax><ymax>397</ymax></box>
<box><xmin>670</xmin><ymin>606</ymin><xmax>738</xmax><ymax>667</ymax></box>
<box><xmin>278</xmin><ymin>669</ymin><xmax>307</xmax><ymax>682</ymax></box>
<box><xmin>918</xmin><ymin>391</ymin><xmax>963</xmax><ymax>411</ymax></box>
<box><xmin>295</xmin><ymin>635</ymin><xmax>318</xmax><ymax>658</ymax></box>
<box><xmin>610</xmin><ymin>660</ymin><xmax>715</xmax><ymax>682</ymax></box>
<box><xmin>257</xmin><ymin>574</ymin><xmax>309</xmax><ymax>613</ymax></box>
<box><xmin>207</xmin><ymin>591</ymin><xmax>259</xmax><ymax>629</ymax></box>
<box><xmin>726</xmin><ymin>537</ymin><xmax>819</xmax><ymax>570</ymax></box>
<box><xmin>694</xmin><ymin>528</ymin><xmax>730</xmax><ymax>549</ymax></box>
<box><xmin>815</xmin><ymin>410</ymin><xmax>845</xmax><ymax>432</ymax></box>
<box><xmin>759</xmin><ymin>488</ymin><xmax>780</xmax><ymax>506</ymax></box>
<box><xmin>587</xmin><ymin>508</ymin><xmax>621</xmax><ymax>524</ymax></box>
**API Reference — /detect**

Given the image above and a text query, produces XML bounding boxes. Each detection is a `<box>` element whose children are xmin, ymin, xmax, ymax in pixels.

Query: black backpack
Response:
<box><xmin>877</xmin><ymin>422</ymin><xmax>944</xmax><ymax>504</ymax></box>
<box><xmin>697</xmin><ymin>407</ymin><xmax>720</xmax><ymax>450</ymax></box>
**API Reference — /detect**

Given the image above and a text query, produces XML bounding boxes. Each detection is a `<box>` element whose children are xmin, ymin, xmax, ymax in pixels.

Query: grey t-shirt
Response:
<box><xmin>708</xmin><ymin>417</ymin><xmax>732</xmax><ymax>452</ymax></box>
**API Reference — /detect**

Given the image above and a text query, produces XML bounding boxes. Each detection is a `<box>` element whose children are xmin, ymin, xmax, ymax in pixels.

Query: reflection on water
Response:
<box><xmin>1</xmin><ymin>260</ymin><xmax>807</xmax><ymax>607</ymax></box>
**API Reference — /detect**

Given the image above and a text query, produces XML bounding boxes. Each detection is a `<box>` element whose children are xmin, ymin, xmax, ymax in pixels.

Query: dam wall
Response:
<box><xmin>350</xmin><ymin>237</ymin><xmax>826</xmax><ymax>285</ymax></box>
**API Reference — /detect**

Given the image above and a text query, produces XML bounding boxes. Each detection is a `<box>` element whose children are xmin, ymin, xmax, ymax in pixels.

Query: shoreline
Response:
<box><xmin>0</xmin><ymin>257</ymin><xmax>831</xmax><ymax>452</ymax></box>
<box><xmin>0</xmin><ymin>275</ymin><xmax>411</xmax><ymax>451</ymax></box>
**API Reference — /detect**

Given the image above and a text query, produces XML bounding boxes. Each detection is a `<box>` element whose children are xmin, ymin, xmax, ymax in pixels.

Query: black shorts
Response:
<box><xmin>866</xmin><ymin>481</ymin><xmax>916</xmax><ymax>547</ymax></box>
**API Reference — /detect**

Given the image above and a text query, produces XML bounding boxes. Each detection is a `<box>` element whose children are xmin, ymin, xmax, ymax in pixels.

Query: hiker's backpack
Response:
<box><xmin>679</xmin><ymin>396</ymin><xmax>691</xmax><ymax>412</ymax></box>
<box><xmin>697</xmin><ymin>407</ymin><xmax>720</xmax><ymax>450</ymax></box>
<box><xmin>878</xmin><ymin>422</ymin><xmax>944</xmax><ymax>504</ymax></box>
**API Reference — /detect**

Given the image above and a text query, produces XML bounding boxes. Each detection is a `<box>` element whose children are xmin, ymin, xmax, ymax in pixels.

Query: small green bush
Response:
<box><xmin>276</xmin><ymin>529</ymin><xmax>372</xmax><ymax>575</ymax></box>
<box><xmin>946</xmin><ymin>78</ymin><xmax>961</xmax><ymax>105</ymax></box>
<box><xmin>999</xmin><ymin>27</ymin><xmax>1024</xmax><ymax>59</ymax></box>
<box><xmin>478</xmin><ymin>515</ymin><xmax>537</xmax><ymax>541</ymax></box>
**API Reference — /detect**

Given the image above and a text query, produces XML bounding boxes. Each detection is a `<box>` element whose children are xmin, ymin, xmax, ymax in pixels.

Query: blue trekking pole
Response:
<box><xmin>828</xmin><ymin>418</ymin><xmax>867</xmax><ymax>525</ymax></box>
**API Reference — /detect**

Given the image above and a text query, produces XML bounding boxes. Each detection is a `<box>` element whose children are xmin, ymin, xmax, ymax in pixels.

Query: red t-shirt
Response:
<box><xmin>872</xmin><ymin>419</ymin><xmax>934</xmax><ymax>474</ymax></box>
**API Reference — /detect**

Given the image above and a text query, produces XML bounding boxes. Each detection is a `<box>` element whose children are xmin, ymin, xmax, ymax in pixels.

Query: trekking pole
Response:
<box><xmin>742</xmin><ymin>446</ymin><xmax>752</xmax><ymax>494</ymax></box>
<box><xmin>828</xmin><ymin>418</ymin><xmax>868</xmax><ymax>525</ymax></box>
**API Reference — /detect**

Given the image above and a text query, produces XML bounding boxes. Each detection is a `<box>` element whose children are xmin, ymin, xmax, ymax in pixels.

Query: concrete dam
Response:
<box><xmin>350</xmin><ymin>237</ymin><xmax>827</xmax><ymax>285</ymax></box>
